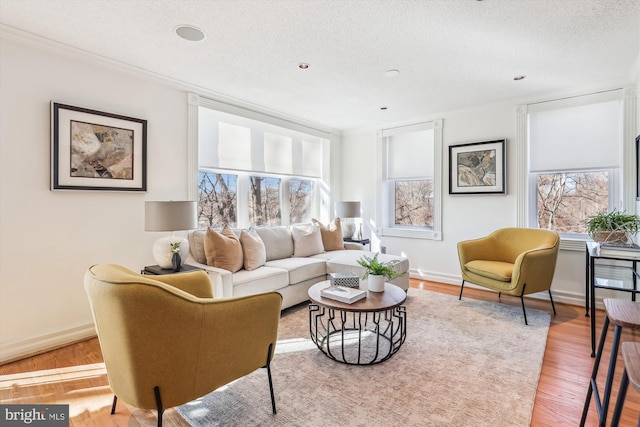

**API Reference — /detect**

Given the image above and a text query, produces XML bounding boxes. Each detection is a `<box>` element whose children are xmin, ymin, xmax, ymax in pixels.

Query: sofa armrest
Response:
<box><xmin>344</xmin><ymin>242</ymin><xmax>364</xmax><ymax>250</ymax></box>
<box><xmin>186</xmin><ymin>255</ymin><xmax>234</xmax><ymax>298</ymax></box>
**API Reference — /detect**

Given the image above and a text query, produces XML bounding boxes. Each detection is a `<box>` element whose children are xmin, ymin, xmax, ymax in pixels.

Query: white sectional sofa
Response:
<box><xmin>186</xmin><ymin>224</ymin><xmax>410</xmax><ymax>309</ymax></box>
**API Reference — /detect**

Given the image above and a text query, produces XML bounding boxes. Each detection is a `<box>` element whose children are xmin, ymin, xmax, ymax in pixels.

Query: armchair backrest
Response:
<box><xmin>84</xmin><ymin>264</ymin><xmax>282</xmax><ymax>410</ymax></box>
<box><xmin>488</xmin><ymin>228</ymin><xmax>559</xmax><ymax>263</ymax></box>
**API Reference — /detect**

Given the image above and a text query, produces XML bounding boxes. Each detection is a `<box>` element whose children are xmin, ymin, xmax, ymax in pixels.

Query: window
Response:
<box><xmin>524</xmin><ymin>89</ymin><xmax>629</xmax><ymax>241</ymax></box>
<box><xmin>249</xmin><ymin>175</ymin><xmax>281</xmax><ymax>226</ymax></box>
<box><xmin>379</xmin><ymin>120</ymin><xmax>443</xmax><ymax>240</ymax></box>
<box><xmin>394</xmin><ymin>179</ymin><xmax>434</xmax><ymax>227</ymax></box>
<box><xmin>535</xmin><ymin>171</ymin><xmax>609</xmax><ymax>233</ymax></box>
<box><xmin>289</xmin><ymin>178</ymin><xmax>314</xmax><ymax>224</ymax></box>
<box><xmin>192</xmin><ymin>95</ymin><xmax>331</xmax><ymax>229</ymax></box>
<box><xmin>197</xmin><ymin>170</ymin><xmax>237</xmax><ymax>228</ymax></box>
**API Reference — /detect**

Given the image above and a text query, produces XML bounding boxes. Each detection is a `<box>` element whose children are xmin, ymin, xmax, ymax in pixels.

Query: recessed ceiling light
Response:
<box><xmin>298</xmin><ymin>63</ymin><xmax>310</xmax><ymax>69</ymax></box>
<box><xmin>514</xmin><ymin>75</ymin><xmax>527</xmax><ymax>81</ymax></box>
<box><xmin>384</xmin><ymin>69</ymin><xmax>400</xmax><ymax>77</ymax></box>
<box><xmin>175</xmin><ymin>25</ymin><xmax>206</xmax><ymax>42</ymax></box>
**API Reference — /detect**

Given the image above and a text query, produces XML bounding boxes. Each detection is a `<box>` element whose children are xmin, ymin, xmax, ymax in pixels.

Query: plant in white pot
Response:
<box><xmin>357</xmin><ymin>252</ymin><xmax>402</xmax><ymax>292</ymax></box>
<box><xmin>585</xmin><ymin>209</ymin><xmax>640</xmax><ymax>245</ymax></box>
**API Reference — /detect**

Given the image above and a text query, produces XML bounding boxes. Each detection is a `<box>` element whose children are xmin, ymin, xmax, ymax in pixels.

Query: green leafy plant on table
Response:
<box><xmin>585</xmin><ymin>209</ymin><xmax>640</xmax><ymax>244</ymax></box>
<box><xmin>357</xmin><ymin>252</ymin><xmax>402</xmax><ymax>280</ymax></box>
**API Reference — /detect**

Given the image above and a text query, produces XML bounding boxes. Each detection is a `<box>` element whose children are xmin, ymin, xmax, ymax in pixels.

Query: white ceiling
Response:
<box><xmin>1</xmin><ymin>0</ymin><xmax>638</xmax><ymax>131</ymax></box>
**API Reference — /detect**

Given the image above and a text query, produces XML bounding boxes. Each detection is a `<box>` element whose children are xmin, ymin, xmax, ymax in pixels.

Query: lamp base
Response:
<box><xmin>152</xmin><ymin>234</ymin><xmax>190</xmax><ymax>269</ymax></box>
<box><xmin>342</xmin><ymin>223</ymin><xmax>356</xmax><ymax>239</ymax></box>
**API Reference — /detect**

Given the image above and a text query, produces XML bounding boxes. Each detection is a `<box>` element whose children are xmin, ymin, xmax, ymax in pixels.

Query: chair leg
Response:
<box><xmin>609</xmin><ymin>368</ymin><xmax>629</xmax><ymax>427</ymax></box>
<box><xmin>265</xmin><ymin>343</ymin><xmax>277</xmax><ymax>415</ymax></box>
<box><xmin>458</xmin><ymin>280</ymin><xmax>465</xmax><ymax>300</ymax></box>
<box><xmin>110</xmin><ymin>395</ymin><xmax>118</xmax><ymax>414</ymax></box>
<box><xmin>154</xmin><ymin>386</ymin><xmax>164</xmax><ymax>427</ymax></box>
<box><xmin>548</xmin><ymin>290</ymin><xmax>557</xmax><ymax>315</ymax></box>
<box><xmin>520</xmin><ymin>284</ymin><xmax>528</xmax><ymax>326</ymax></box>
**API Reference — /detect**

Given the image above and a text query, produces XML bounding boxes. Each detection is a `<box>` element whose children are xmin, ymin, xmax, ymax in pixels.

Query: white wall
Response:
<box><xmin>0</xmin><ymin>37</ymin><xmax>191</xmax><ymax>361</ymax></box>
<box><xmin>340</xmin><ymin>101</ymin><xmax>630</xmax><ymax>307</ymax></box>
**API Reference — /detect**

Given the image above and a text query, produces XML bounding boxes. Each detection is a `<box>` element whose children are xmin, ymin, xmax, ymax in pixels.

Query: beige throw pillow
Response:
<box><xmin>291</xmin><ymin>223</ymin><xmax>325</xmax><ymax>257</ymax></box>
<box><xmin>204</xmin><ymin>226</ymin><xmax>244</xmax><ymax>272</ymax></box>
<box><xmin>239</xmin><ymin>229</ymin><xmax>267</xmax><ymax>271</ymax></box>
<box><xmin>312</xmin><ymin>218</ymin><xmax>345</xmax><ymax>251</ymax></box>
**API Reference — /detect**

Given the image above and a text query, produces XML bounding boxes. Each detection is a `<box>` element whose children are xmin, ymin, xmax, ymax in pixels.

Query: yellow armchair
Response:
<box><xmin>84</xmin><ymin>264</ymin><xmax>282</xmax><ymax>426</ymax></box>
<box><xmin>457</xmin><ymin>228</ymin><xmax>560</xmax><ymax>324</ymax></box>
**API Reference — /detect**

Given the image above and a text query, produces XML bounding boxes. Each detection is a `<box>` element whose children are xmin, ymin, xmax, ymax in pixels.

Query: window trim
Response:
<box><xmin>377</xmin><ymin>119</ymin><xmax>443</xmax><ymax>240</ymax></box>
<box><xmin>516</xmin><ymin>87</ymin><xmax>637</xmax><ymax>251</ymax></box>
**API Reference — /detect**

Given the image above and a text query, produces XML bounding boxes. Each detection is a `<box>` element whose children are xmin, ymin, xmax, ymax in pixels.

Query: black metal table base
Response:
<box><xmin>308</xmin><ymin>303</ymin><xmax>406</xmax><ymax>365</ymax></box>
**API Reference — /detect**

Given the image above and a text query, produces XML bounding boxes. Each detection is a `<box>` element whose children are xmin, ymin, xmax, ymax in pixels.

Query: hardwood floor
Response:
<box><xmin>1</xmin><ymin>279</ymin><xmax>639</xmax><ymax>426</ymax></box>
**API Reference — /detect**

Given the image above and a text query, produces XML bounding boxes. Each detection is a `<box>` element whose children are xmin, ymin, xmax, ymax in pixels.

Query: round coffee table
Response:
<box><xmin>307</xmin><ymin>280</ymin><xmax>407</xmax><ymax>365</ymax></box>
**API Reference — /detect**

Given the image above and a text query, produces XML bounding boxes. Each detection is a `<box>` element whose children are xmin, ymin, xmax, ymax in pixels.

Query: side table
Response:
<box><xmin>585</xmin><ymin>241</ymin><xmax>639</xmax><ymax>356</ymax></box>
<box><xmin>142</xmin><ymin>264</ymin><xmax>201</xmax><ymax>275</ymax></box>
<box><xmin>344</xmin><ymin>237</ymin><xmax>371</xmax><ymax>250</ymax></box>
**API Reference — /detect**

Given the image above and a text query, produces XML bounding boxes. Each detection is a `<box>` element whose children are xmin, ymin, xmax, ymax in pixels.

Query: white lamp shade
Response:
<box><xmin>335</xmin><ymin>201</ymin><xmax>361</xmax><ymax>219</ymax></box>
<box><xmin>145</xmin><ymin>201</ymin><xmax>197</xmax><ymax>231</ymax></box>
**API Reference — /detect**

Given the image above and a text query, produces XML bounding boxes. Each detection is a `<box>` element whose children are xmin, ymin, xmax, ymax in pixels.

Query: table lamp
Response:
<box><xmin>145</xmin><ymin>201</ymin><xmax>197</xmax><ymax>270</ymax></box>
<box><xmin>335</xmin><ymin>201</ymin><xmax>361</xmax><ymax>239</ymax></box>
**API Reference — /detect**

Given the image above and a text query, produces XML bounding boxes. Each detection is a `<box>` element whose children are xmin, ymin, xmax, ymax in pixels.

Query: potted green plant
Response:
<box><xmin>357</xmin><ymin>252</ymin><xmax>402</xmax><ymax>292</ymax></box>
<box><xmin>585</xmin><ymin>209</ymin><xmax>640</xmax><ymax>245</ymax></box>
<box><xmin>170</xmin><ymin>242</ymin><xmax>182</xmax><ymax>272</ymax></box>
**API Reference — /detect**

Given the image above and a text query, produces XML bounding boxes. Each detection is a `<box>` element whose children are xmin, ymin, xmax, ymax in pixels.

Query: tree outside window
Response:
<box><xmin>536</xmin><ymin>171</ymin><xmax>608</xmax><ymax>233</ymax></box>
<box><xmin>249</xmin><ymin>176</ymin><xmax>281</xmax><ymax>226</ymax></box>
<box><xmin>197</xmin><ymin>171</ymin><xmax>237</xmax><ymax>228</ymax></box>
<box><xmin>289</xmin><ymin>178</ymin><xmax>313</xmax><ymax>224</ymax></box>
<box><xmin>394</xmin><ymin>179</ymin><xmax>434</xmax><ymax>227</ymax></box>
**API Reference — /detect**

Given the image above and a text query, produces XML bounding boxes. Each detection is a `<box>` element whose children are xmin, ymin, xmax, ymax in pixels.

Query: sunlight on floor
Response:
<box><xmin>0</xmin><ymin>362</ymin><xmax>114</xmax><ymax>418</ymax></box>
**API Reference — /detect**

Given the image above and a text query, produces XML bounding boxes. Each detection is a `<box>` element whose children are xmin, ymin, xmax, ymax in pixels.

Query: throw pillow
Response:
<box><xmin>312</xmin><ymin>218</ymin><xmax>345</xmax><ymax>251</ymax></box>
<box><xmin>204</xmin><ymin>226</ymin><xmax>244</xmax><ymax>273</ymax></box>
<box><xmin>291</xmin><ymin>223</ymin><xmax>324</xmax><ymax>257</ymax></box>
<box><xmin>239</xmin><ymin>229</ymin><xmax>267</xmax><ymax>271</ymax></box>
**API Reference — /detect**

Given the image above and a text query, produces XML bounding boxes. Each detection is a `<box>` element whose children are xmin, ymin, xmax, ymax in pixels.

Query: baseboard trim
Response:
<box><xmin>0</xmin><ymin>324</ymin><xmax>96</xmax><ymax>365</ymax></box>
<box><xmin>409</xmin><ymin>269</ymin><xmax>597</xmax><ymax>311</ymax></box>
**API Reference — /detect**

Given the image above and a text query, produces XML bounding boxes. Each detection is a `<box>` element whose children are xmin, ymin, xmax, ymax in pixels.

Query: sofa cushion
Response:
<box><xmin>255</xmin><ymin>226</ymin><xmax>294</xmax><ymax>261</ymax></box>
<box><xmin>291</xmin><ymin>223</ymin><xmax>324</xmax><ymax>257</ymax></box>
<box><xmin>239</xmin><ymin>229</ymin><xmax>266</xmax><ymax>271</ymax></box>
<box><xmin>265</xmin><ymin>257</ymin><xmax>327</xmax><ymax>285</ymax></box>
<box><xmin>205</xmin><ymin>226</ymin><xmax>244</xmax><ymax>273</ymax></box>
<box><xmin>312</xmin><ymin>218</ymin><xmax>345</xmax><ymax>251</ymax></box>
<box><xmin>465</xmin><ymin>260</ymin><xmax>513</xmax><ymax>282</ymax></box>
<box><xmin>231</xmin><ymin>266</ymin><xmax>289</xmax><ymax>294</ymax></box>
<box><xmin>188</xmin><ymin>229</ymin><xmax>207</xmax><ymax>264</ymax></box>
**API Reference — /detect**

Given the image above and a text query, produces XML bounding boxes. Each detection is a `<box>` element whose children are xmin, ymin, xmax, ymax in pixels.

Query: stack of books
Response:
<box><xmin>320</xmin><ymin>285</ymin><xmax>366</xmax><ymax>304</ymax></box>
<box><xmin>597</xmin><ymin>242</ymin><xmax>640</xmax><ymax>259</ymax></box>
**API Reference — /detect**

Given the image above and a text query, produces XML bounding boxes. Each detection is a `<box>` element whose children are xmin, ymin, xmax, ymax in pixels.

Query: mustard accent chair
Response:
<box><xmin>457</xmin><ymin>228</ymin><xmax>560</xmax><ymax>325</ymax></box>
<box><xmin>84</xmin><ymin>264</ymin><xmax>283</xmax><ymax>427</ymax></box>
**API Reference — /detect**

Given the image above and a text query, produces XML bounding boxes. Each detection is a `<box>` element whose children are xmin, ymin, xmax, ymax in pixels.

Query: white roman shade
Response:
<box><xmin>198</xmin><ymin>104</ymin><xmax>327</xmax><ymax>178</ymax></box>
<box><xmin>384</xmin><ymin>123</ymin><xmax>435</xmax><ymax>179</ymax></box>
<box><xmin>528</xmin><ymin>92</ymin><xmax>622</xmax><ymax>172</ymax></box>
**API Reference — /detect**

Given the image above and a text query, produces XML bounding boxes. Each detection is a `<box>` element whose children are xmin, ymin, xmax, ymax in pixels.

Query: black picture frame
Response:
<box><xmin>51</xmin><ymin>102</ymin><xmax>147</xmax><ymax>191</ymax></box>
<box><xmin>449</xmin><ymin>139</ymin><xmax>506</xmax><ymax>195</ymax></box>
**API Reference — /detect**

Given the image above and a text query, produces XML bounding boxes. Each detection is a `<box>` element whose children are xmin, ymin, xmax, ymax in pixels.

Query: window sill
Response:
<box><xmin>380</xmin><ymin>228</ymin><xmax>441</xmax><ymax>241</ymax></box>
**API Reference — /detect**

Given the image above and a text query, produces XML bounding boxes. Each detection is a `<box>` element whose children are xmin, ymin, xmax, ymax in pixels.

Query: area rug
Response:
<box><xmin>176</xmin><ymin>288</ymin><xmax>550</xmax><ymax>427</ymax></box>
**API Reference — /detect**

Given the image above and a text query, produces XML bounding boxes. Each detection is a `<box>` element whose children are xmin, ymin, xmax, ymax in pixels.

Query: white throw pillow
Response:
<box><xmin>240</xmin><ymin>229</ymin><xmax>267</xmax><ymax>271</ymax></box>
<box><xmin>291</xmin><ymin>223</ymin><xmax>324</xmax><ymax>257</ymax></box>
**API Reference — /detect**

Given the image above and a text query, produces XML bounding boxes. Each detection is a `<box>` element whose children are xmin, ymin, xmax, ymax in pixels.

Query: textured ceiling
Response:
<box><xmin>1</xmin><ymin>0</ymin><xmax>638</xmax><ymax>131</ymax></box>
